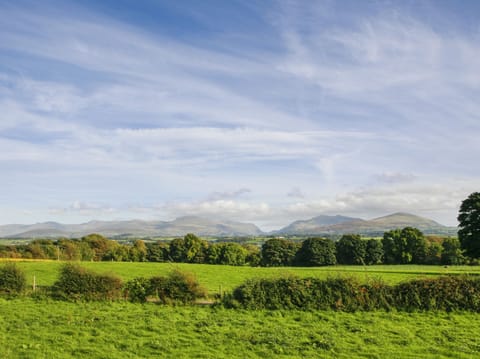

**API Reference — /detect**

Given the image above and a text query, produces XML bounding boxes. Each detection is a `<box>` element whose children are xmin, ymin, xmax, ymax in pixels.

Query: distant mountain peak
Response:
<box><xmin>275</xmin><ymin>212</ymin><xmax>455</xmax><ymax>236</ymax></box>
<box><xmin>0</xmin><ymin>217</ymin><xmax>262</xmax><ymax>238</ymax></box>
<box><xmin>275</xmin><ymin>214</ymin><xmax>362</xmax><ymax>235</ymax></box>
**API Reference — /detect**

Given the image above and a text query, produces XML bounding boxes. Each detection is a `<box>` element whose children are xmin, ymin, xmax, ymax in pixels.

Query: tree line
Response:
<box><xmin>0</xmin><ymin>228</ymin><xmax>465</xmax><ymax>266</ymax></box>
<box><xmin>261</xmin><ymin>228</ymin><xmax>464</xmax><ymax>266</ymax></box>
<box><xmin>0</xmin><ymin>233</ymin><xmax>261</xmax><ymax>266</ymax></box>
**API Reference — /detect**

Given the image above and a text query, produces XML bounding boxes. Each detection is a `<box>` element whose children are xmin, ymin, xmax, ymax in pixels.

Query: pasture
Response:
<box><xmin>1</xmin><ymin>299</ymin><xmax>479</xmax><ymax>358</ymax></box>
<box><xmin>3</xmin><ymin>259</ymin><xmax>480</xmax><ymax>294</ymax></box>
<box><xmin>2</xmin><ymin>260</ymin><xmax>480</xmax><ymax>358</ymax></box>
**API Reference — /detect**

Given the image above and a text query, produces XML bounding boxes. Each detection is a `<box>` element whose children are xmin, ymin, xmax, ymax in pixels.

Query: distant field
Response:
<box><xmin>3</xmin><ymin>259</ymin><xmax>480</xmax><ymax>295</ymax></box>
<box><xmin>0</xmin><ymin>298</ymin><xmax>479</xmax><ymax>358</ymax></box>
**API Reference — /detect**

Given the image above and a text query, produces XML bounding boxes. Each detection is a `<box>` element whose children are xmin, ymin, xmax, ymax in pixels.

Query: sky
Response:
<box><xmin>0</xmin><ymin>0</ymin><xmax>479</xmax><ymax>230</ymax></box>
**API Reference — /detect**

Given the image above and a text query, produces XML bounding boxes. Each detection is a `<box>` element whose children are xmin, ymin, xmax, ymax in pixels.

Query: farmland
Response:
<box><xmin>4</xmin><ymin>259</ymin><xmax>480</xmax><ymax>294</ymax></box>
<box><xmin>1</xmin><ymin>298</ymin><xmax>480</xmax><ymax>358</ymax></box>
<box><xmin>2</xmin><ymin>260</ymin><xmax>480</xmax><ymax>358</ymax></box>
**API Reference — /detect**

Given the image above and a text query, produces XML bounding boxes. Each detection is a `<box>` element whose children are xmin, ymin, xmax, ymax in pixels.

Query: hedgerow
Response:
<box><xmin>223</xmin><ymin>275</ymin><xmax>480</xmax><ymax>312</ymax></box>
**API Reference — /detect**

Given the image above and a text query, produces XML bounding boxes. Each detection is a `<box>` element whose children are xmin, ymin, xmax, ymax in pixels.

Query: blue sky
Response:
<box><xmin>0</xmin><ymin>0</ymin><xmax>479</xmax><ymax>230</ymax></box>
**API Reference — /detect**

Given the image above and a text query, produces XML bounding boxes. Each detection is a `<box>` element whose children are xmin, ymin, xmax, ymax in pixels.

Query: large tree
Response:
<box><xmin>169</xmin><ymin>233</ymin><xmax>208</xmax><ymax>263</ymax></box>
<box><xmin>335</xmin><ymin>234</ymin><xmax>366</xmax><ymax>265</ymax></box>
<box><xmin>365</xmin><ymin>239</ymin><xmax>384</xmax><ymax>265</ymax></box>
<box><xmin>261</xmin><ymin>238</ymin><xmax>299</xmax><ymax>267</ymax></box>
<box><xmin>441</xmin><ymin>237</ymin><xmax>464</xmax><ymax>265</ymax></box>
<box><xmin>458</xmin><ymin>192</ymin><xmax>480</xmax><ymax>258</ymax></box>
<box><xmin>381</xmin><ymin>227</ymin><xmax>427</xmax><ymax>264</ymax></box>
<box><xmin>295</xmin><ymin>238</ymin><xmax>336</xmax><ymax>266</ymax></box>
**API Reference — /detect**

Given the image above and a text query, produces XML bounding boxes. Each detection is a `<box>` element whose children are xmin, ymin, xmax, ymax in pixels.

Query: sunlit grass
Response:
<box><xmin>0</xmin><ymin>298</ymin><xmax>479</xmax><ymax>358</ymax></box>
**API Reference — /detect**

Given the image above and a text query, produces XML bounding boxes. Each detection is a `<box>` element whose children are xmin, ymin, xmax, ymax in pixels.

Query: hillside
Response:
<box><xmin>276</xmin><ymin>212</ymin><xmax>457</xmax><ymax>236</ymax></box>
<box><xmin>0</xmin><ymin>212</ymin><xmax>457</xmax><ymax>239</ymax></box>
<box><xmin>274</xmin><ymin>215</ymin><xmax>363</xmax><ymax>235</ymax></box>
<box><xmin>0</xmin><ymin>216</ymin><xmax>263</xmax><ymax>238</ymax></box>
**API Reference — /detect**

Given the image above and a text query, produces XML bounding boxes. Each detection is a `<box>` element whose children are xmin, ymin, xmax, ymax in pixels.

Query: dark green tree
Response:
<box><xmin>146</xmin><ymin>242</ymin><xmax>169</xmax><ymax>262</ymax></box>
<box><xmin>261</xmin><ymin>238</ymin><xmax>299</xmax><ymax>266</ymax></box>
<box><xmin>168</xmin><ymin>234</ymin><xmax>208</xmax><ymax>263</ymax></box>
<box><xmin>243</xmin><ymin>244</ymin><xmax>261</xmax><ymax>266</ymax></box>
<box><xmin>214</xmin><ymin>243</ymin><xmax>247</xmax><ymax>266</ymax></box>
<box><xmin>403</xmin><ymin>227</ymin><xmax>427</xmax><ymax>264</ymax></box>
<box><xmin>382</xmin><ymin>229</ymin><xmax>402</xmax><ymax>264</ymax></box>
<box><xmin>335</xmin><ymin>234</ymin><xmax>366</xmax><ymax>265</ymax></box>
<box><xmin>458</xmin><ymin>192</ymin><xmax>480</xmax><ymax>258</ymax></box>
<box><xmin>129</xmin><ymin>240</ymin><xmax>148</xmax><ymax>262</ymax></box>
<box><xmin>296</xmin><ymin>238</ymin><xmax>336</xmax><ymax>266</ymax></box>
<box><xmin>365</xmin><ymin>239</ymin><xmax>384</xmax><ymax>265</ymax></box>
<box><xmin>169</xmin><ymin>237</ymin><xmax>187</xmax><ymax>262</ymax></box>
<box><xmin>441</xmin><ymin>237</ymin><xmax>464</xmax><ymax>265</ymax></box>
<box><xmin>382</xmin><ymin>227</ymin><xmax>427</xmax><ymax>264</ymax></box>
<box><xmin>425</xmin><ymin>241</ymin><xmax>442</xmax><ymax>265</ymax></box>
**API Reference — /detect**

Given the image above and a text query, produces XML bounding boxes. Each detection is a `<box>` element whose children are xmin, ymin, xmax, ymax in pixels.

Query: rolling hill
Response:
<box><xmin>275</xmin><ymin>212</ymin><xmax>457</xmax><ymax>236</ymax></box>
<box><xmin>0</xmin><ymin>216</ymin><xmax>263</xmax><ymax>238</ymax></box>
<box><xmin>0</xmin><ymin>212</ymin><xmax>457</xmax><ymax>239</ymax></box>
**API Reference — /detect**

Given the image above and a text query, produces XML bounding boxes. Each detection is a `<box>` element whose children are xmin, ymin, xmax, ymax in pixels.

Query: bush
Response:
<box><xmin>52</xmin><ymin>263</ymin><xmax>123</xmax><ymax>301</ymax></box>
<box><xmin>154</xmin><ymin>269</ymin><xmax>206</xmax><ymax>304</ymax></box>
<box><xmin>0</xmin><ymin>263</ymin><xmax>27</xmax><ymax>296</ymax></box>
<box><xmin>124</xmin><ymin>277</ymin><xmax>151</xmax><ymax>303</ymax></box>
<box><xmin>125</xmin><ymin>270</ymin><xmax>207</xmax><ymax>305</ymax></box>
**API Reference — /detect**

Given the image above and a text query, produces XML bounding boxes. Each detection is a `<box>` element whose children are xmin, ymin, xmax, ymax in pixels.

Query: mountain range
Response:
<box><xmin>0</xmin><ymin>212</ymin><xmax>457</xmax><ymax>239</ymax></box>
<box><xmin>275</xmin><ymin>212</ymin><xmax>457</xmax><ymax>236</ymax></box>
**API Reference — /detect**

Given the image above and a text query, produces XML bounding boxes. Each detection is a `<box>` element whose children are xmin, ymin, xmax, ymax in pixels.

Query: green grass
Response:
<box><xmin>2</xmin><ymin>261</ymin><xmax>480</xmax><ymax>358</ymax></box>
<box><xmin>4</xmin><ymin>260</ymin><xmax>480</xmax><ymax>295</ymax></box>
<box><xmin>0</xmin><ymin>298</ymin><xmax>479</xmax><ymax>358</ymax></box>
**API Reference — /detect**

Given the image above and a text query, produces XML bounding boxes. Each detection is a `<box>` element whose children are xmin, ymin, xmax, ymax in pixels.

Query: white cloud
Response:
<box><xmin>163</xmin><ymin>199</ymin><xmax>272</xmax><ymax>222</ymax></box>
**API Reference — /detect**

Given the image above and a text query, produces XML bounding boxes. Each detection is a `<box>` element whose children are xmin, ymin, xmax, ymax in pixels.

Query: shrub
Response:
<box><xmin>124</xmin><ymin>277</ymin><xmax>151</xmax><ymax>303</ymax></box>
<box><xmin>0</xmin><ymin>263</ymin><xmax>27</xmax><ymax>296</ymax></box>
<box><xmin>154</xmin><ymin>269</ymin><xmax>206</xmax><ymax>304</ymax></box>
<box><xmin>52</xmin><ymin>263</ymin><xmax>123</xmax><ymax>301</ymax></box>
<box><xmin>125</xmin><ymin>270</ymin><xmax>207</xmax><ymax>305</ymax></box>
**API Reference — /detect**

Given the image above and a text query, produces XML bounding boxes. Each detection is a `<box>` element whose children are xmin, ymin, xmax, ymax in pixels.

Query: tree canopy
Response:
<box><xmin>295</xmin><ymin>238</ymin><xmax>336</xmax><ymax>266</ymax></box>
<box><xmin>458</xmin><ymin>192</ymin><xmax>480</xmax><ymax>258</ymax></box>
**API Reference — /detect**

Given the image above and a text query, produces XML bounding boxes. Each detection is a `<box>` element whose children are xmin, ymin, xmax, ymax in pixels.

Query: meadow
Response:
<box><xmin>2</xmin><ymin>260</ymin><xmax>480</xmax><ymax>358</ymax></box>
<box><xmin>4</xmin><ymin>259</ymin><xmax>480</xmax><ymax>294</ymax></box>
<box><xmin>1</xmin><ymin>299</ymin><xmax>479</xmax><ymax>358</ymax></box>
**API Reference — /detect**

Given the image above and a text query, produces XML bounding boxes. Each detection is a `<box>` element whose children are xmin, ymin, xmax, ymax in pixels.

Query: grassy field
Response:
<box><xmin>0</xmin><ymin>298</ymin><xmax>479</xmax><ymax>358</ymax></box>
<box><xmin>2</xmin><ymin>261</ymin><xmax>480</xmax><ymax>358</ymax></box>
<box><xmin>3</xmin><ymin>259</ymin><xmax>480</xmax><ymax>295</ymax></box>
